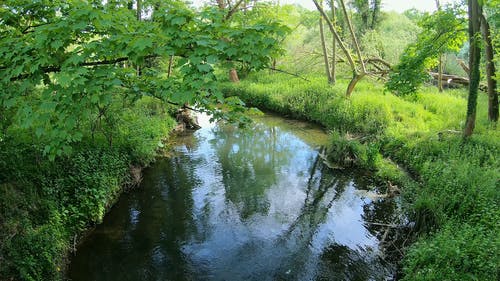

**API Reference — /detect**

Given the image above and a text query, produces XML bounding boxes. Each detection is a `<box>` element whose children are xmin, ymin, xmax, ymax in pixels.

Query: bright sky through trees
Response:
<box><xmin>190</xmin><ymin>1</ymin><xmax>460</xmax><ymax>13</ymax></box>
<box><xmin>281</xmin><ymin>0</ymin><xmax>459</xmax><ymax>12</ymax></box>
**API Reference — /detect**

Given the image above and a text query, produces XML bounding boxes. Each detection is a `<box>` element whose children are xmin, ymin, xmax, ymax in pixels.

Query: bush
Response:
<box><xmin>403</xmin><ymin>223</ymin><xmax>499</xmax><ymax>281</ymax></box>
<box><xmin>0</xmin><ymin>96</ymin><xmax>176</xmax><ymax>281</ymax></box>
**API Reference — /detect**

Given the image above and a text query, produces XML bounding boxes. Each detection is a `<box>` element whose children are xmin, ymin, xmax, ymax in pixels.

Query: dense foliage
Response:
<box><xmin>0</xmin><ymin>0</ymin><xmax>288</xmax><ymax>159</ymax></box>
<box><xmin>0</xmin><ymin>96</ymin><xmax>176</xmax><ymax>280</ymax></box>
<box><xmin>0</xmin><ymin>1</ymin><xmax>289</xmax><ymax>280</ymax></box>
<box><xmin>386</xmin><ymin>4</ymin><xmax>467</xmax><ymax>95</ymax></box>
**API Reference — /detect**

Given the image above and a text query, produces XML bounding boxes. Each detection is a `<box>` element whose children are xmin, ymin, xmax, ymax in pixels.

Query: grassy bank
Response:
<box><xmin>222</xmin><ymin>73</ymin><xmax>499</xmax><ymax>280</ymax></box>
<box><xmin>0</xmin><ymin>97</ymin><xmax>176</xmax><ymax>281</ymax></box>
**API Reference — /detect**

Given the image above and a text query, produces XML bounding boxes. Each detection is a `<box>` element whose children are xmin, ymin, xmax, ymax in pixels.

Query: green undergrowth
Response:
<box><xmin>0</xmin><ymin>97</ymin><xmax>175</xmax><ymax>281</ymax></box>
<box><xmin>222</xmin><ymin>73</ymin><xmax>499</xmax><ymax>281</ymax></box>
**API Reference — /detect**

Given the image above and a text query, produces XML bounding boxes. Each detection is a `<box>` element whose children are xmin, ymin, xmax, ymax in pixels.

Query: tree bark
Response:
<box><xmin>480</xmin><ymin>13</ymin><xmax>499</xmax><ymax>122</ymax></box>
<box><xmin>216</xmin><ymin>0</ymin><xmax>225</xmax><ymax>9</ymax></box>
<box><xmin>313</xmin><ymin>0</ymin><xmax>366</xmax><ymax>96</ymax></box>
<box><xmin>436</xmin><ymin>0</ymin><xmax>443</xmax><ymax>92</ymax></box>
<box><xmin>229</xmin><ymin>68</ymin><xmax>240</xmax><ymax>82</ymax></box>
<box><xmin>167</xmin><ymin>55</ymin><xmax>174</xmax><ymax>78</ymax></box>
<box><xmin>330</xmin><ymin>0</ymin><xmax>336</xmax><ymax>84</ymax></box>
<box><xmin>371</xmin><ymin>0</ymin><xmax>381</xmax><ymax>29</ymax></box>
<box><xmin>464</xmin><ymin>0</ymin><xmax>482</xmax><ymax>137</ymax></box>
<box><xmin>438</xmin><ymin>54</ymin><xmax>444</xmax><ymax>92</ymax></box>
<box><xmin>337</xmin><ymin>0</ymin><xmax>366</xmax><ymax>73</ymax></box>
<box><xmin>319</xmin><ymin>1</ymin><xmax>333</xmax><ymax>83</ymax></box>
<box><xmin>346</xmin><ymin>73</ymin><xmax>365</xmax><ymax>97</ymax></box>
<box><xmin>312</xmin><ymin>0</ymin><xmax>356</xmax><ymax>72</ymax></box>
<box><xmin>136</xmin><ymin>0</ymin><xmax>141</xmax><ymax>20</ymax></box>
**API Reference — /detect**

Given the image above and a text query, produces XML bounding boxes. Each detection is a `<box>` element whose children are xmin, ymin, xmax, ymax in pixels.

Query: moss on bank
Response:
<box><xmin>0</xmin><ymin>97</ymin><xmax>176</xmax><ymax>281</ymax></box>
<box><xmin>222</xmin><ymin>73</ymin><xmax>499</xmax><ymax>281</ymax></box>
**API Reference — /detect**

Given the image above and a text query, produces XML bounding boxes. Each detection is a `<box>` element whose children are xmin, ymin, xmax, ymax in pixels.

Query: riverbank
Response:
<box><xmin>221</xmin><ymin>73</ymin><xmax>499</xmax><ymax>280</ymax></box>
<box><xmin>0</xmin><ymin>97</ymin><xmax>176</xmax><ymax>281</ymax></box>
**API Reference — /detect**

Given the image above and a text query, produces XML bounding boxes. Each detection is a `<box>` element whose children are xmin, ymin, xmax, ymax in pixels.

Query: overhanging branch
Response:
<box><xmin>8</xmin><ymin>55</ymin><xmax>158</xmax><ymax>81</ymax></box>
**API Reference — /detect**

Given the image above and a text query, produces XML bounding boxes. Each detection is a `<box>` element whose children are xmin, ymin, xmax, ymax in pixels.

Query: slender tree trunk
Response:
<box><xmin>464</xmin><ymin>0</ymin><xmax>482</xmax><ymax>137</ymax></box>
<box><xmin>346</xmin><ymin>73</ymin><xmax>365</xmax><ymax>97</ymax></box>
<box><xmin>216</xmin><ymin>0</ymin><xmax>246</xmax><ymax>82</ymax></box>
<box><xmin>436</xmin><ymin>0</ymin><xmax>443</xmax><ymax>92</ymax></box>
<box><xmin>313</xmin><ymin>0</ymin><xmax>365</xmax><ymax>96</ymax></box>
<box><xmin>229</xmin><ymin>68</ymin><xmax>240</xmax><ymax>82</ymax></box>
<box><xmin>312</xmin><ymin>0</ymin><xmax>356</xmax><ymax>71</ymax></box>
<box><xmin>216</xmin><ymin>0</ymin><xmax>225</xmax><ymax>9</ymax></box>
<box><xmin>136</xmin><ymin>0</ymin><xmax>141</xmax><ymax>20</ymax></box>
<box><xmin>136</xmin><ymin>0</ymin><xmax>142</xmax><ymax>76</ymax></box>
<box><xmin>319</xmin><ymin>1</ymin><xmax>333</xmax><ymax>83</ymax></box>
<box><xmin>480</xmin><ymin>13</ymin><xmax>499</xmax><ymax>122</ymax></box>
<box><xmin>167</xmin><ymin>55</ymin><xmax>174</xmax><ymax>78</ymax></box>
<box><xmin>330</xmin><ymin>0</ymin><xmax>336</xmax><ymax>84</ymax></box>
<box><xmin>337</xmin><ymin>0</ymin><xmax>366</xmax><ymax>73</ymax></box>
<box><xmin>371</xmin><ymin>0</ymin><xmax>381</xmax><ymax>29</ymax></box>
<box><xmin>438</xmin><ymin>54</ymin><xmax>444</xmax><ymax>92</ymax></box>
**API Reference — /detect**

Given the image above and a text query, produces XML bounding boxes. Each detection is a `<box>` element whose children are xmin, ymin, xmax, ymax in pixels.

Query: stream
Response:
<box><xmin>67</xmin><ymin>113</ymin><xmax>399</xmax><ymax>281</ymax></box>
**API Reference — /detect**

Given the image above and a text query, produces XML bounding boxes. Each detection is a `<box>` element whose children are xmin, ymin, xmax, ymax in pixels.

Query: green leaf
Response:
<box><xmin>172</xmin><ymin>17</ymin><xmax>186</xmax><ymax>26</ymax></box>
<box><xmin>197</xmin><ymin>64</ymin><xmax>212</xmax><ymax>73</ymax></box>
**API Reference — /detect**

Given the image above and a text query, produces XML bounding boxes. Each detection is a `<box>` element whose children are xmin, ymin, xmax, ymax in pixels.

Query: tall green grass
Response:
<box><xmin>222</xmin><ymin>72</ymin><xmax>499</xmax><ymax>281</ymax></box>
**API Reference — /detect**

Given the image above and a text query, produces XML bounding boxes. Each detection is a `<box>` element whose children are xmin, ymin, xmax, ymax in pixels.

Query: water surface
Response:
<box><xmin>68</xmin><ymin>113</ymin><xmax>397</xmax><ymax>281</ymax></box>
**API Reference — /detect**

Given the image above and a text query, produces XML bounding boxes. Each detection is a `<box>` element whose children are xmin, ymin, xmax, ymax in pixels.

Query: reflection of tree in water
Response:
<box><xmin>130</xmin><ymin>155</ymin><xmax>201</xmax><ymax>280</ymax></box>
<box><xmin>211</xmin><ymin>123</ymin><xmax>293</xmax><ymax>219</ymax></box>
<box><xmin>316</xmin><ymin>244</ymin><xmax>380</xmax><ymax>281</ymax></box>
<box><xmin>272</xmin><ymin>151</ymin><xmax>391</xmax><ymax>281</ymax></box>
<box><xmin>68</xmin><ymin>154</ymin><xmax>202</xmax><ymax>281</ymax></box>
<box><xmin>362</xmin><ymin>195</ymin><xmax>410</xmax><ymax>267</ymax></box>
<box><xmin>281</xmin><ymin>148</ymin><xmax>347</xmax><ymax>237</ymax></box>
<box><xmin>127</xmin><ymin>155</ymin><xmax>201</xmax><ymax>280</ymax></box>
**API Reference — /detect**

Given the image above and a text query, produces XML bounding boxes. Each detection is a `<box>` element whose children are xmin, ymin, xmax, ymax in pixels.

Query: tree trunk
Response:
<box><xmin>480</xmin><ymin>13</ymin><xmax>499</xmax><ymax>122</ymax></box>
<box><xmin>346</xmin><ymin>73</ymin><xmax>365</xmax><ymax>97</ymax></box>
<box><xmin>464</xmin><ymin>0</ymin><xmax>482</xmax><ymax>137</ymax></box>
<box><xmin>167</xmin><ymin>55</ymin><xmax>174</xmax><ymax>78</ymax></box>
<box><xmin>229</xmin><ymin>68</ymin><xmax>240</xmax><ymax>82</ymax></box>
<box><xmin>330</xmin><ymin>0</ymin><xmax>336</xmax><ymax>84</ymax></box>
<box><xmin>216</xmin><ymin>0</ymin><xmax>225</xmax><ymax>9</ymax></box>
<box><xmin>337</xmin><ymin>0</ymin><xmax>366</xmax><ymax>73</ymax></box>
<box><xmin>312</xmin><ymin>0</ymin><xmax>356</xmax><ymax>71</ymax></box>
<box><xmin>435</xmin><ymin>0</ymin><xmax>443</xmax><ymax>93</ymax></box>
<box><xmin>438</xmin><ymin>54</ymin><xmax>443</xmax><ymax>92</ymax></box>
<box><xmin>313</xmin><ymin>0</ymin><xmax>366</xmax><ymax>96</ymax></box>
<box><xmin>136</xmin><ymin>0</ymin><xmax>142</xmax><ymax>76</ymax></box>
<box><xmin>319</xmin><ymin>1</ymin><xmax>333</xmax><ymax>83</ymax></box>
<box><xmin>436</xmin><ymin>0</ymin><xmax>443</xmax><ymax>92</ymax></box>
<box><xmin>435</xmin><ymin>0</ymin><xmax>441</xmax><ymax>9</ymax></box>
<box><xmin>136</xmin><ymin>0</ymin><xmax>141</xmax><ymax>20</ymax></box>
<box><xmin>371</xmin><ymin>0</ymin><xmax>381</xmax><ymax>29</ymax></box>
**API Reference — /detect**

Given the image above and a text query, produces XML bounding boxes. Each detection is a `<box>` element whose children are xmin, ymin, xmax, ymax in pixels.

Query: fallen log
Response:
<box><xmin>429</xmin><ymin>72</ymin><xmax>487</xmax><ymax>92</ymax></box>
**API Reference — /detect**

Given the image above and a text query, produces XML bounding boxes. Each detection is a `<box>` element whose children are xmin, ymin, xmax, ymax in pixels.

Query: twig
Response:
<box><xmin>264</xmin><ymin>67</ymin><xmax>310</xmax><ymax>82</ymax></box>
<box><xmin>165</xmin><ymin>101</ymin><xmax>202</xmax><ymax>113</ymax></box>
<box><xmin>365</xmin><ymin>221</ymin><xmax>401</xmax><ymax>228</ymax></box>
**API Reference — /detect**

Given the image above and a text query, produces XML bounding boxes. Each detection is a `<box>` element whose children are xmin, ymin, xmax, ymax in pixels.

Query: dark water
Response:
<box><xmin>67</xmin><ymin>113</ymin><xmax>398</xmax><ymax>281</ymax></box>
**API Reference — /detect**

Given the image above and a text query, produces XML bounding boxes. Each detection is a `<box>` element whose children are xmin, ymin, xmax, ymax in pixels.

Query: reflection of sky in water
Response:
<box><xmin>180</xmin><ymin>113</ymin><xmax>387</xmax><ymax>280</ymax></box>
<box><xmin>68</xmin><ymin>112</ymin><xmax>394</xmax><ymax>281</ymax></box>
